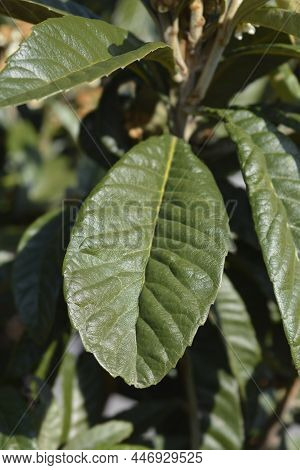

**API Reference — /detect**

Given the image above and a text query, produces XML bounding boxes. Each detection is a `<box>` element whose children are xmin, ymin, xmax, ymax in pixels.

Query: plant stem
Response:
<box><xmin>161</xmin><ymin>13</ymin><xmax>188</xmax><ymax>81</ymax></box>
<box><xmin>188</xmin><ymin>0</ymin><xmax>205</xmax><ymax>54</ymax></box>
<box><xmin>180</xmin><ymin>351</ymin><xmax>200</xmax><ymax>449</ymax></box>
<box><xmin>191</xmin><ymin>0</ymin><xmax>243</xmax><ymax>104</ymax></box>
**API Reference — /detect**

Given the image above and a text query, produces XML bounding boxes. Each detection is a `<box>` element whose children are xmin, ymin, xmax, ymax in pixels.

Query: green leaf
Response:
<box><xmin>206</xmin><ymin>40</ymin><xmax>300</xmax><ymax>106</ymax></box>
<box><xmin>284</xmin><ymin>425</ymin><xmax>300</xmax><ymax>450</ymax></box>
<box><xmin>271</xmin><ymin>63</ymin><xmax>300</xmax><ymax>103</ymax></box>
<box><xmin>34</xmin><ymin>340</ymin><xmax>58</xmax><ymax>380</ymax></box>
<box><xmin>0</xmin><ymin>387</ymin><xmax>38</xmax><ymax>450</ymax></box>
<box><xmin>246</xmin><ymin>7</ymin><xmax>300</xmax><ymax>38</ymax></box>
<box><xmin>214</xmin><ymin>108</ymin><xmax>300</xmax><ymax>373</ymax></box>
<box><xmin>59</xmin><ymin>352</ymin><xmax>76</xmax><ymax>444</ymax></box>
<box><xmin>227</xmin><ymin>43</ymin><xmax>300</xmax><ymax>61</ymax></box>
<box><xmin>64</xmin><ymin>421</ymin><xmax>133</xmax><ymax>450</ymax></box>
<box><xmin>214</xmin><ymin>274</ymin><xmax>262</xmax><ymax>396</ymax></box>
<box><xmin>0</xmin><ymin>17</ymin><xmax>173</xmax><ymax>108</ymax></box>
<box><xmin>276</xmin><ymin>0</ymin><xmax>300</xmax><ymax>10</ymax></box>
<box><xmin>258</xmin><ymin>106</ymin><xmax>300</xmax><ymax>133</ymax></box>
<box><xmin>205</xmin><ymin>30</ymin><xmax>291</xmax><ymax>106</ymax></box>
<box><xmin>64</xmin><ymin>135</ymin><xmax>229</xmax><ymax>388</ymax></box>
<box><xmin>13</xmin><ymin>208</ymin><xmax>69</xmax><ymax>343</ymax></box>
<box><xmin>191</xmin><ymin>324</ymin><xmax>244</xmax><ymax>450</ymax></box>
<box><xmin>37</xmin><ymin>396</ymin><xmax>61</xmax><ymax>450</ymax></box>
<box><xmin>55</xmin><ymin>348</ymin><xmax>104</xmax><ymax>445</ymax></box>
<box><xmin>201</xmin><ymin>371</ymin><xmax>243</xmax><ymax>449</ymax></box>
<box><xmin>98</xmin><ymin>444</ymin><xmax>150</xmax><ymax>449</ymax></box>
<box><xmin>235</xmin><ymin>0</ymin><xmax>270</xmax><ymax>24</ymax></box>
<box><xmin>33</xmin><ymin>383</ymin><xmax>63</xmax><ymax>450</ymax></box>
<box><xmin>112</xmin><ymin>0</ymin><xmax>159</xmax><ymax>43</ymax></box>
<box><xmin>29</xmin><ymin>157</ymin><xmax>76</xmax><ymax>205</ymax></box>
<box><xmin>0</xmin><ymin>0</ymin><xmax>96</xmax><ymax>24</ymax></box>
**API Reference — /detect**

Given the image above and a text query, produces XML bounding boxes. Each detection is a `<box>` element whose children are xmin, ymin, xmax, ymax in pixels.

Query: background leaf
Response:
<box><xmin>0</xmin><ymin>0</ymin><xmax>97</xmax><ymax>23</ymax></box>
<box><xmin>217</xmin><ymin>108</ymin><xmax>300</xmax><ymax>374</ymax></box>
<box><xmin>0</xmin><ymin>387</ymin><xmax>37</xmax><ymax>450</ymax></box>
<box><xmin>247</xmin><ymin>7</ymin><xmax>300</xmax><ymax>38</ymax></box>
<box><xmin>204</xmin><ymin>27</ymin><xmax>292</xmax><ymax>106</ymax></box>
<box><xmin>54</xmin><ymin>346</ymin><xmax>105</xmax><ymax>445</ymax></box>
<box><xmin>214</xmin><ymin>273</ymin><xmax>262</xmax><ymax>396</ymax></box>
<box><xmin>13</xmin><ymin>208</ymin><xmax>70</xmax><ymax>343</ymax></box>
<box><xmin>235</xmin><ymin>0</ymin><xmax>270</xmax><ymax>24</ymax></box>
<box><xmin>112</xmin><ymin>0</ymin><xmax>158</xmax><ymax>42</ymax></box>
<box><xmin>191</xmin><ymin>323</ymin><xmax>244</xmax><ymax>450</ymax></box>
<box><xmin>33</xmin><ymin>382</ymin><xmax>63</xmax><ymax>450</ymax></box>
<box><xmin>64</xmin><ymin>420</ymin><xmax>133</xmax><ymax>450</ymax></box>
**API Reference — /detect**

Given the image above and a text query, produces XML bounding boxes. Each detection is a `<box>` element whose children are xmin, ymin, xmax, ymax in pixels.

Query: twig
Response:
<box><xmin>188</xmin><ymin>0</ymin><xmax>205</xmax><ymax>54</ymax></box>
<box><xmin>180</xmin><ymin>351</ymin><xmax>200</xmax><ymax>449</ymax></box>
<box><xmin>163</xmin><ymin>15</ymin><xmax>188</xmax><ymax>81</ymax></box>
<box><xmin>191</xmin><ymin>0</ymin><xmax>243</xmax><ymax>104</ymax></box>
<box><xmin>175</xmin><ymin>1</ymin><xmax>205</xmax><ymax>135</ymax></box>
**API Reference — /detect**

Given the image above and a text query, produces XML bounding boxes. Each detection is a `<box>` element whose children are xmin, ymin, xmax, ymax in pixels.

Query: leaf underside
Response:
<box><xmin>63</xmin><ymin>135</ymin><xmax>229</xmax><ymax>388</ymax></box>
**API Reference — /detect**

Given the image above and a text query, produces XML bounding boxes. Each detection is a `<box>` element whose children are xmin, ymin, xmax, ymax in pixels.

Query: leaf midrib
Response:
<box><xmin>134</xmin><ymin>136</ymin><xmax>177</xmax><ymax>382</ymax></box>
<box><xmin>142</xmin><ymin>136</ymin><xmax>177</xmax><ymax>283</ymax></box>
<box><xmin>227</xmin><ymin>119</ymin><xmax>300</xmax><ymax>260</ymax></box>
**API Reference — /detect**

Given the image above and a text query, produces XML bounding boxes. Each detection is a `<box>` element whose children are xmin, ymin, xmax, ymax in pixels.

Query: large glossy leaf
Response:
<box><xmin>64</xmin><ymin>421</ymin><xmax>133</xmax><ymax>450</ymax></box>
<box><xmin>191</xmin><ymin>323</ymin><xmax>244</xmax><ymax>450</ymax></box>
<box><xmin>214</xmin><ymin>274</ymin><xmax>262</xmax><ymax>396</ymax></box>
<box><xmin>0</xmin><ymin>16</ymin><xmax>173</xmax><ymax>108</ymax></box>
<box><xmin>0</xmin><ymin>0</ymin><xmax>96</xmax><ymax>24</ymax></box>
<box><xmin>213</xmin><ymin>108</ymin><xmax>300</xmax><ymax>373</ymax></box>
<box><xmin>247</xmin><ymin>7</ymin><xmax>300</xmax><ymax>38</ymax></box>
<box><xmin>13</xmin><ymin>208</ymin><xmax>69</xmax><ymax>343</ymax></box>
<box><xmin>64</xmin><ymin>135</ymin><xmax>229</xmax><ymax>388</ymax></box>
